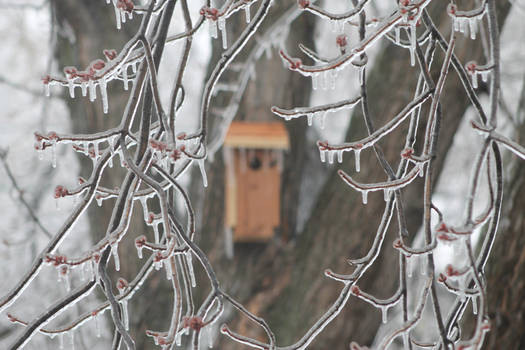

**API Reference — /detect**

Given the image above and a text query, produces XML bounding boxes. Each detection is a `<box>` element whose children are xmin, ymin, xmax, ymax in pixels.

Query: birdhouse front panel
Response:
<box><xmin>224</xmin><ymin>122</ymin><xmax>289</xmax><ymax>242</ymax></box>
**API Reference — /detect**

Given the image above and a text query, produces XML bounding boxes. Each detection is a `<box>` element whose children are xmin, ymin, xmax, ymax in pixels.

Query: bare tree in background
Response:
<box><xmin>0</xmin><ymin>0</ymin><xmax>524</xmax><ymax>349</ymax></box>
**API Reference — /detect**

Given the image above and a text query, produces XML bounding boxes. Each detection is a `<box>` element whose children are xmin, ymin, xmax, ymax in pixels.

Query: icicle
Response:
<box><xmin>319</xmin><ymin>148</ymin><xmax>326</xmax><ymax>163</ymax></box>
<box><xmin>131</xmin><ymin>61</ymin><xmax>137</xmax><ymax>74</ymax></box>
<box><xmin>407</xmin><ymin>257</ymin><xmax>413</xmax><ymax>278</ymax></box>
<box><xmin>88</xmin><ymin>79</ymin><xmax>96</xmax><ymax>102</ymax></box>
<box><xmin>111</xmin><ymin>243</ymin><xmax>120</xmax><ymax>271</ymax></box>
<box><xmin>420</xmin><ymin>257</ymin><xmax>426</xmax><ymax>275</ymax></box>
<box><xmin>383</xmin><ymin>189</ymin><xmax>391</xmax><ymax>202</ymax></box>
<box><xmin>312</xmin><ymin>73</ymin><xmax>319</xmax><ymax>90</ymax></box>
<box><xmin>218</xmin><ymin>18</ymin><xmax>227</xmax><ymax>49</ymax></box>
<box><xmin>361</xmin><ymin>190</ymin><xmax>368</xmax><ymax>204</ymax></box>
<box><xmin>329</xmin><ymin>70</ymin><xmax>336</xmax><ymax>90</ymax></box>
<box><xmin>96</xmin><ymin>195</ymin><xmax>103</xmax><ymax>207</ymax></box>
<box><xmin>59</xmin><ymin>333</ymin><xmax>64</xmax><ymax>349</ymax></box>
<box><xmin>453</xmin><ymin>17</ymin><xmax>460</xmax><ymax>32</ymax></box>
<box><xmin>337</xmin><ymin>150</ymin><xmax>343</xmax><ymax>163</ymax></box>
<box><xmin>403</xmin><ymin>332</ymin><xmax>410</xmax><ymax>349</ymax></box>
<box><xmin>186</xmin><ymin>251</ymin><xmax>196</xmax><ymax>287</ymax></box>
<box><xmin>320</xmin><ymin>112</ymin><xmax>326</xmax><ymax>130</ymax></box>
<box><xmin>307</xmin><ymin>114</ymin><xmax>314</xmax><ymax>126</ymax></box>
<box><xmin>81</xmin><ymin>82</ymin><xmax>87</xmax><ymax>96</ymax></box>
<box><xmin>121</xmin><ymin>300</ymin><xmax>129</xmax><ymax>330</ymax></box>
<box><xmin>225</xmin><ymin>227</ymin><xmax>234</xmax><ymax>259</ymax></box>
<box><xmin>198</xmin><ymin>159</ymin><xmax>208</xmax><ymax>187</ymax></box>
<box><xmin>418</xmin><ymin>162</ymin><xmax>425</xmax><ymax>177</ymax></box>
<box><xmin>100</xmin><ymin>78</ymin><xmax>108</xmax><ymax>114</ymax></box>
<box><xmin>68</xmin><ymin>80</ymin><xmax>75</xmax><ymax>98</ymax></box>
<box><xmin>469</xmin><ymin>18</ymin><xmax>477</xmax><ymax>40</ymax></box>
<box><xmin>480</xmin><ymin>71</ymin><xmax>489</xmax><ymax>83</ymax></box>
<box><xmin>51</xmin><ymin>140</ymin><xmax>57</xmax><ymax>168</ymax></box>
<box><xmin>37</xmin><ymin>148</ymin><xmax>44</xmax><ymax>160</ymax></box>
<box><xmin>322</xmin><ymin>70</ymin><xmax>330</xmax><ymax>90</ymax></box>
<box><xmin>209</xmin><ymin>19</ymin><xmax>218</xmax><ymax>39</ymax></box>
<box><xmin>337</xmin><ymin>20</ymin><xmax>345</xmax><ymax>34</ymax></box>
<box><xmin>354</xmin><ymin>149</ymin><xmax>361</xmax><ymax>172</ymax></box>
<box><xmin>395</xmin><ymin>27</ymin><xmax>400</xmax><ymax>45</ymax></box>
<box><xmin>121</xmin><ymin>8</ymin><xmax>126</xmax><ymax>24</ymax></box>
<box><xmin>114</xmin><ymin>6</ymin><xmax>122</xmax><ymax>30</ymax></box>
<box><xmin>175</xmin><ymin>331</ymin><xmax>182</xmax><ymax>346</ymax></box>
<box><xmin>472</xmin><ymin>72</ymin><xmax>478</xmax><ymax>89</ymax></box>
<box><xmin>409</xmin><ymin>24</ymin><xmax>416</xmax><ymax>67</ymax></box>
<box><xmin>206</xmin><ymin>324</ymin><xmax>215</xmax><ymax>348</ymax></box>
<box><xmin>472</xmin><ymin>295</ymin><xmax>478</xmax><ymax>315</ymax></box>
<box><xmin>381</xmin><ymin>306</ymin><xmax>388</xmax><ymax>324</ymax></box>
<box><xmin>94</xmin><ymin>313</ymin><xmax>101</xmax><ymax>337</ymax></box>
<box><xmin>244</xmin><ymin>3</ymin><xmax>251</xmax><ymax>23</ymax></box>
<box><xmin>459</xmin><ymin>18</ymin><xmax>466</xmax><ymax>33</ymax></box>
<box><xmin>108</xmin><ymin>157</ymin><xmax>113</xmax><ymax>168</ymax></box>
<box><xmin>140</xmin><ymin>197</ymin><xmax>148</xmax><ymax>222</ymax></box>
<box><xmin>330</xmin><ymin>19</ymin><xmax>338</xmax><ymax>33</ymax></box>
<box><xmin>153</xmin><ymin>222</ymin><xmax>160</xmax><ymax>244</ymax></box>
<box><xmin>136</xmin><ymin>243</ymin><xmax>143</xmax><ymax>259</ymax></box>
<box><xmin>327</xmin><ymin>150</ymin><xmax>335</xmax><ymax>164</ymax></box>
<box><xmin>44</xmin><ymin>83</ymin><xmax>50</xmax><ymax>97</ymax></box>
<box><xmin>154</xmin><ymin>257</ymin><xmax>163</xmax><ymax>270</ymax></box>
<box><xmin>64</xmin><ymin>269</ymin><xmax>71</xmax><ymax>292</ymax></box>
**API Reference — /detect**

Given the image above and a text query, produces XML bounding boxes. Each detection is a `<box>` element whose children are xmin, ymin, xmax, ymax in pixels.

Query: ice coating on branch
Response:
<box><xmin>472</xmin><ymin>295</ymin><xmax>478</xmax><ymax>315</ymax></box>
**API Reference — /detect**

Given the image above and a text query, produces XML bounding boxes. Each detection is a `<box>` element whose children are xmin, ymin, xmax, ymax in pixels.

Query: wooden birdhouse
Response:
<box><xmin>223</xmin><ymin>121</ymin><xmax>289</xmax><ymax>243</ymax></box>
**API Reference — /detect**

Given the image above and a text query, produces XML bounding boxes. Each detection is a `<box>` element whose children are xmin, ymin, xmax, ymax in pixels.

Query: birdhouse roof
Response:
<box><xmin>224</xmin><ymin>121</ymin><xmax>289</xmax><ymax>150</ymax></box>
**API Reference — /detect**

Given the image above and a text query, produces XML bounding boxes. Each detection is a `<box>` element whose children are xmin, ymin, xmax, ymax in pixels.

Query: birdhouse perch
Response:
<box><xmin>223</xmin><ymin>121</ymin><xmax>289</xmax><ymax>243</ymax></box>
